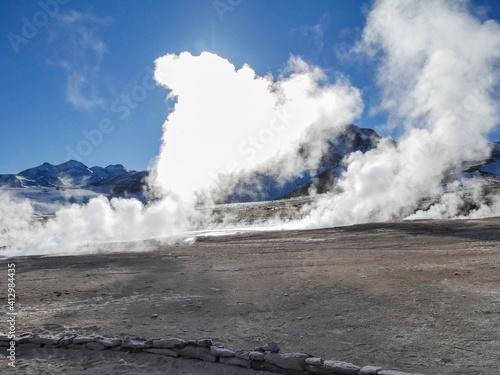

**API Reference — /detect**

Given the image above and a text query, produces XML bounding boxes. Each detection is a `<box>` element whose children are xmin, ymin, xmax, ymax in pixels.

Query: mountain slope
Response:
<box><xmin>0</xmin><ymin>161</ymin><xmax>149</xmax><ymax>215</ymax></box>
<box><xmin>225</xmin><ymin>124</ymin><xmax>383</xmax><ymax>202</ymax></box>
<box><xmin>12</xmin><ymin>160</ymin><xmax>134</xmax><ymax>187</ymax></box>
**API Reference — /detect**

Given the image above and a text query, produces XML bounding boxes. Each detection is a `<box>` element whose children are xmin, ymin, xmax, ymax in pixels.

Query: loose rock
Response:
<box><xmin>249</xmin><ymin>351</ymin><xmax>266</xmax><ymax>361</ymax></box>
<box><xmin>94</xmin><ymin>336</ymin><xmax>122</xmax><ymax>348</ymax></box>
<box><xmin>15</xmin><ymin>335</ymin><xmax>33</xmax><ymax>345</ymax></box>
<box><xmin>72</xmin><ymin>336</ymin><xmax>95</xmax><ymax>344</ymax></box>
<box><xmin>305</xmin><ymin>357</ymin><xmax>323</xmax><ymax>366</ymax></box>
<box><xmin>152</xmin><ymin>338</ymin><xmax>185</xmax><ymax>349</ymax></box>
<box><xmin>360</xmin><ymin>365</ymin><xmax>383</xmax><ymax>374</ymax></box>
<box><xmin>177</xmin><ymin>346</ymin><xmax>217</xmax><ymax>362</ymax></box>
<box><xmin>8</xmin><ymin>329</ymin><xmax>428</xmax><ymax>375</ymax></box>
<box><xmin>263</xmin><ymin>342</ymin><xmax>280</xmax><ymax>353</ymax></box>
<box><xmin>210</xmin><ymin>346</ymin><xmax>235</xmax><ymax>357</ymax></box>
<box><xmin>29</xmin><ymin>334</ymin><xmax>61</xmax><ymax>346</ymax></box>
<box><xmin>265</xmin><ymin>352</ymin><xmax>309</xmax><ymax>371</ymax></box>
<box><xmin>121</xmin><ymin>337</ymin><xmax>150</xmax><ymax>349</ymax></box>
<box><xmin>235</xmin><ymin>348</ymin><xmax>250</xmax><ymax>360</ymax></box>
<box><xmin>58</xmin><ymin>334</ymin><xmax>77</xmax><ymax>347</ymax></box>
<box><xmin>196</xmin><ymin>338</ymin><xmax>214</xmax><ymax>347</ymax></box>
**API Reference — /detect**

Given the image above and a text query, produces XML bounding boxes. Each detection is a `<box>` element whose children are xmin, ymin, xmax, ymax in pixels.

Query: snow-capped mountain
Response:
<box><xmin>1</xmin><ymin>127</ymin><xmax>499</xmax><ymax>215</ymax></box>
<box><xmin>0</xmin><ymin>161</ymin><xmax>149</xmax><ymax>215</ymax></box>
<box><xmin>0</xmin><ymin>160</ymin><xmax>135</xmax><ymax>188</ymax></box>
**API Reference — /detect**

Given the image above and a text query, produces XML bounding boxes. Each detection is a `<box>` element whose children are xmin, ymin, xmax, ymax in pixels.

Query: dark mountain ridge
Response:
<box><xmin>0</xmin><ymin>160</ymin><xmax>145</xmax><ymax>190</ymax></box>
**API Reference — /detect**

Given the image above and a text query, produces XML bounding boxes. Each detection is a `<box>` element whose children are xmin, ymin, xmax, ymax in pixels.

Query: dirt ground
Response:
<box><xmin>1</xmin><ymin>216</ymin><xmax>500</xmax><ymax>374</ymax></box>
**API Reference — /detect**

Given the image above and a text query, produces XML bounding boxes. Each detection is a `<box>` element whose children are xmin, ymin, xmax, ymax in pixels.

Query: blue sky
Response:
<box><xmin>1</xmin><ymin>0</ymin><xmax>500</xmax><ymax>174</ymax></box>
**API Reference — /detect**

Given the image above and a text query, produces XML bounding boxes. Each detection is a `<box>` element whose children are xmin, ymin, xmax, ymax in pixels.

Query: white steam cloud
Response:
<box><xmin>0</xmin><ymin>192</ymin><xmax>186</xmax><ymax>256</ymax></box>
<box><xmin>299</xmin><ymin>0</ymin><xmax>500</xmax><ymax>228</ymax></box>
<box><xmin>1</xmin><ymin>54</ymin><xmax>362</xmax><ymax>256</ymax></box>
<box><xmin>150</xmin><ymin>52</ymin><xmax>362</xmax><ymax>203</ymax></box>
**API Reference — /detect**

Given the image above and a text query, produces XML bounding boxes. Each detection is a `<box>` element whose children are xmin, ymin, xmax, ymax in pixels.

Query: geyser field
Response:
<box><xmin>6</xmin><ymin>210</ymin><xmax>500</xmax><ymax>374</ymax></box>
<box><xmin>2</xmin><ymin>0</ymin><xmax>500</xmax><ymax>374</ymax></box>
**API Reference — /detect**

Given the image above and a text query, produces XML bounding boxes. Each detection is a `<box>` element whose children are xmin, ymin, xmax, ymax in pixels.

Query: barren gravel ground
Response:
<box><xmin>1</xmin><ymin>216</ymin><xmax>500</xmax><ymax>374</ymax></box>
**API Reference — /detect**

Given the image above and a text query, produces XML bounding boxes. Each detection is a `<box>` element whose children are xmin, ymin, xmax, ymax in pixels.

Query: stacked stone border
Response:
<box><xmin>1</xmin><ymin>332</ymin><xmax>424</xmax><ymax>375</ymax></box>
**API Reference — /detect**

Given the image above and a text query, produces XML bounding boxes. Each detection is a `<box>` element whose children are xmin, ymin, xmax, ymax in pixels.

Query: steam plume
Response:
<box><xmin>1</xmin><ymin>54</ymin><xmax>363</xmax><ymax>256</ymax></box>
<box><xmin>299</xmin><ymin>0</ymin><xmax>500</xmax><ymax>228</ymax></box>
<box><xmin>0</xmin><ymin>192</ymin><xmax>186</xmax><ymax>256</ymax></box>
<box><xmin>150</xmin><ymin>52</ymin><xmax>363</xmax><ymax>203</ymax></box>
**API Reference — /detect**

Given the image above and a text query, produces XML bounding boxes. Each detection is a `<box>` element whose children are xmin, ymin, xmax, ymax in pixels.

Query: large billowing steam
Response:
<box><xmin>0</xmin><ymin>193</ymin><xmax>187</xmax><ymax>256</ymax></box>
<box><xmin>0</xmin><ymin>54</ymin><xmax>362</xmax><ymax>256</ymax></box>
<box><xmin>150</xmin><ymin>52</ymin><xmax>362</xmax><ymax>203</ymax></box>
<box><xmin>1</xmin><ymin>0</ymin><xmax>500</xmax><ymax>257</ymax></box>
<box><xmin>299</xmin><ymin>0</ymin><xmax>500</xmax><ymax>228</ymax></box>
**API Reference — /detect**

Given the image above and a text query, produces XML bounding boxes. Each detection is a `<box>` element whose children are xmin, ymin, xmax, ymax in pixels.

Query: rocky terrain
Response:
<box><xmin>1</xmin><ymin>210</ymin><xmax>499</xmax><ymax>374</ymax></box>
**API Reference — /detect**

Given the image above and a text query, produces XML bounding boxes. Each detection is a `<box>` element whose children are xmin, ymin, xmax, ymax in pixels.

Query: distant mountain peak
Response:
<box><xmin>61</xmin><ymin>160</ymin><xmax>87</xmax><ymax>168</ymax></box>
<box><xmin>1</xmin><ymin>160</ymin><xmax>142</xmax><ymax>189</ymax></box>
<box><xmin>104</xmin><ymin>164</ymin><xmax>132</xmax><ymax>175</ymax></box>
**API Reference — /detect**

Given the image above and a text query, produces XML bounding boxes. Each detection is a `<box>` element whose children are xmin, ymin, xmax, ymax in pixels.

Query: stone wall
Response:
<box><xmin>0</xmin><ymin>332</ymin><xmax>424</xmax><ymax>375</ymax></box>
